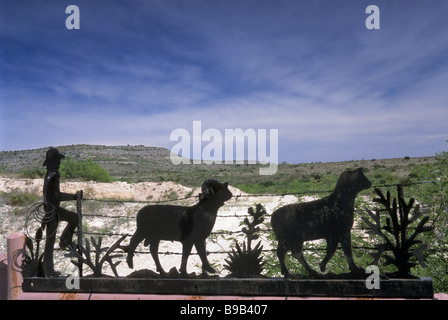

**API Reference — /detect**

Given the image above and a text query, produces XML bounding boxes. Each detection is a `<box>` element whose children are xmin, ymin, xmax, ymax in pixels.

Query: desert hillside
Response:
<box><xmin>0</xmin><ymin>144</ymin><xmax>435</xmax><ymax>186</ymax></box>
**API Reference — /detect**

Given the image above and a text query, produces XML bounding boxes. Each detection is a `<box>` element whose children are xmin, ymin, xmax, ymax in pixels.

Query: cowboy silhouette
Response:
<box><xmin>42</xmin><ymin>148</ymin><xmax>81</xmax><ymax>277</ymax></box>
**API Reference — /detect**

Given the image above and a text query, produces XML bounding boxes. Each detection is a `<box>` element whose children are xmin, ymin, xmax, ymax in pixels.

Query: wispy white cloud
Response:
<box><xmin>1</xmin><ymin>1</ymin><xmax>447</xmax><ymax>162</ymax></box>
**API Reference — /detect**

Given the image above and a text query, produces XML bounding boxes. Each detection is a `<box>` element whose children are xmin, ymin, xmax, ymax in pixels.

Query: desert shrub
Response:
<box><xmin>235</xmin><ymin>173</ymin><xmax>339</xmax><ymax>195</ymax></box>
<box><xmin>163</xmin><ymin>190</ymin><xmax>179</xmax><ymax>201</ymax></box>
<box><xmin>19</xmin><ymin>168</ymin><xmax>46</xmax><ymax>179</ymax></box>
<box><xmin>60</xmin><ymin>156</ymin><xmax>113</xmax><ymax>182</ymax></box>
<box><xmin>2</xmin><ymin>189</ymin><xmax>39</xmax><ymax>206</ymax></box>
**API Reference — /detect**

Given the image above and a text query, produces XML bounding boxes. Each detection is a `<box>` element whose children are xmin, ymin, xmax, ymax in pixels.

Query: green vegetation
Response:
<box><xmin>235</xmin><ymin>174</ymin><xmax>339</xmax><ymax>195</ymax></box>
<box><xmin>0</xmin><ymin>144</ymin><xmax>436</xmax><ymax>186</ymax></box>
<box><xmin>18</xmin><ymin>167</ymin><xmax>46</xmax><ymax>179</ymax></box>
<box><xmin>60</xmin><ymin>156</ymin><xmax>114</xmax><ymax>182</ymax></box>
<box><xmin>0</xmin><ymin>189</ymin><xmax>39</xmax><ymax>206</ymax></box>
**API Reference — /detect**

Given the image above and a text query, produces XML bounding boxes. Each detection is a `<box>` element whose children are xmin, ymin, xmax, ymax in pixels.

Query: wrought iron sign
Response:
<box><xmin>16</xmin><ymin>148</ymin><xmax>435</xmax><ymax>298</ymax></box>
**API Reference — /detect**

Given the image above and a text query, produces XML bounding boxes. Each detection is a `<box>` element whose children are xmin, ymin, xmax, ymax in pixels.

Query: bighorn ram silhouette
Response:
<box><xmin>271</xmin><ymin>168</ymin><xmax>371</xmax><ymax>277</ymax></box>
<box><xmin>127</xmin><ymin>179</ymin><xmax>232</xmax><ymax>275</ymax></box>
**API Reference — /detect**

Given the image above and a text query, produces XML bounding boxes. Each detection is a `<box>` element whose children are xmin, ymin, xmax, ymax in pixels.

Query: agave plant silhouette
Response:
<box><xmin>66</xmin><ymin>235</ymin><xmax>127</xmax><ymax>277</ymax></box>
<box><xmin>224</xmin><ymin>204</ymin><xmax>266</xmax><ymax>278</ymax></box>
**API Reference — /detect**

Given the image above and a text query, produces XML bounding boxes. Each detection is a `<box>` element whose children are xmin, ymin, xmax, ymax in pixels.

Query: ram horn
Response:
<box><xmin>201</xmin><ymin>179</ymin><xmax>227</xmax><ymax>199</ymax></box>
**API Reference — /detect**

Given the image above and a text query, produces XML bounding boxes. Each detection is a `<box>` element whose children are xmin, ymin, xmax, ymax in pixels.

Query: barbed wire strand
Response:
<box><xmin>82</xmin><ymin>180</ymin><xmax>438</xmax><ymax>204</ymax></box>
<box><xmin>67</xmin><ymin>179</ymin><xmax>446</xmax><ymax>257</ymax></box>
<box><xmin>79</xmin><ymin>180</ymin><xmax>438</xmax><ymax>220</ymax></box>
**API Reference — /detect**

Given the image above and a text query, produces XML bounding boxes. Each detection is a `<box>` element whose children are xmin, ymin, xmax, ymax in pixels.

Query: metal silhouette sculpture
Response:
<box><xmin>41</xmin><ymin>148</ymin><xmax>81</xmax><ymax>277</ymax></box>
<box><xmin>224</xmin><ymin>204</ymin><xmax>266</xmax><ymax>278</ymax></box>
<box><xmin>127</xmin><ymin>179</ymin><xmax>232</xmax><ymax>276</ymax></box>
<box><xmin>361</xmin><ymin>186</ymin><xmax>433</xmax><ymax>278</ymax></box>
<box><xmin>66</xmin><ymin>235</ymin><xmax>127</xmax><ymax>277</ymax></box>
<box><xmin>271</xmin><ymin>168</ymin><xmax>372</xmax><ymax>278</ymax></box>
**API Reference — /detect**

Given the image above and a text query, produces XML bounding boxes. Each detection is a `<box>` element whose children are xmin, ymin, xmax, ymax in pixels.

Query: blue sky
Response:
<box><xmin>1</xmin><ymin>0</ymin><xmax>447</xmax><ymax>163</ymax></box>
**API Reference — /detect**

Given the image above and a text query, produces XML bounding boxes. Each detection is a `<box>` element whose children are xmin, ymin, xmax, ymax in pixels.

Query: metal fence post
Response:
<box><xmin>7</xmin><ymin>233</ymin><xmax>25</xmax><ymax>300</ymax></box>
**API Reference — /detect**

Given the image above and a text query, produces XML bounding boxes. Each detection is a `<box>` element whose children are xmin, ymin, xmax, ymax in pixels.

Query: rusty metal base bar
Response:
<box><xmin>22</xmin><ymin>277</ymin><xmax>433</xmax><ymax>298</ymax></box>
